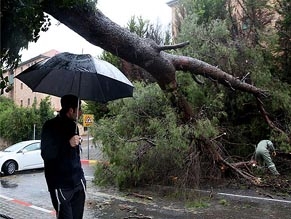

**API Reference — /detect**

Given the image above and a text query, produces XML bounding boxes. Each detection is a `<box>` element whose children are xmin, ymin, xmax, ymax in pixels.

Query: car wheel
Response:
<box><xmin>3</xmin><ymin>160</ymin><xmax>17</xmax><ymax>175</ymax></box>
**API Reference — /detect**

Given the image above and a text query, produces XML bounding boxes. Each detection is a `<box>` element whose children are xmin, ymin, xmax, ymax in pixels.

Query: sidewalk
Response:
<box><xmin>0</xmin><ymin>179</ymin><xmax>109</xmax><ymax>219</ymax></box>
<box><xmin>80</xmin><ymin>136</ymin><xmax>104</xmax><ymax>162</ymax></box>
<box><xmin>0</xmin><ymin>196</ymin><xmax>55</xmax><ymax>219</ymax></box>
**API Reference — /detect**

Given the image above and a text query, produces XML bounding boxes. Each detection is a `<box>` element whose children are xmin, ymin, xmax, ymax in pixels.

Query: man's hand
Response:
<box><xmin>69</xmin><ymin>135</ymin><xmax>81</xmax><ymax>147</ymax></box>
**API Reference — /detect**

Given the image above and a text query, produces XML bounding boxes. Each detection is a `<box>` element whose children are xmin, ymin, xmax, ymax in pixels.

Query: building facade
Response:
<box><xmin>3</xmin><ymin>49</ymin><xmax>61</xmax><ymax>111</ymax></box>
<box><xmin>167</xmin><ymin>0</ymin><xmax>186</xmax><ymax>43</ymax></box>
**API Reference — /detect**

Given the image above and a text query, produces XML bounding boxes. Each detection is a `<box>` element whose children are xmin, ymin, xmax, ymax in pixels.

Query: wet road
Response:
<box><xmin>0</xmin><ymin>165</ymin><xmax>198</xmax><ymax>219</ymax></box>
<box><xmin>0</xmin><ymin>164</ymin><xmax>97</xmax><ymax>218</ymax></box>
<box><xmin>1</xmin><ymin>166</ymin><xmax>291</xmax><ymax>219</ymax></box>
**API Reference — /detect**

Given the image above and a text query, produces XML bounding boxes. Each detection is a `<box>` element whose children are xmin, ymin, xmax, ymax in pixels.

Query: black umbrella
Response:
<box><xmin>16</xmin><ymin>52</ymin><xmax>134</xmax><ymax>103</ymax></box>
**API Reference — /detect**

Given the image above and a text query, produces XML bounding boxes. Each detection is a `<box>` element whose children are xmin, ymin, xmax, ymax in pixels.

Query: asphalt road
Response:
<box><xmin>0</xmin><ymin>165</ymin><xmax>198</xmax><ymax>219</ymax></box>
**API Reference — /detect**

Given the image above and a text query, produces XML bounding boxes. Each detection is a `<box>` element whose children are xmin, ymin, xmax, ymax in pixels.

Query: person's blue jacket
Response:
<box><xmin>41</xmin><ymin>111</ymin><xmax>85</xmax><ymax>191</ymax></box>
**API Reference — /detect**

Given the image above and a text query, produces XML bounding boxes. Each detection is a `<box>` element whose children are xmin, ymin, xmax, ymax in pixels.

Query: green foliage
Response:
<box><xmin>178</xmin><ymin>17</ymin><xmax>236</xmax><ymax>72</ymax></box>
<box><xmin>0</xmin><ymin>69</ymin><xmax>10</xmax><ymax>95</ymax></box>
<box><xmin>91</xmin><ymin>82</ymin><xmax>222</xmax><ymax>188</ymax></box>
<box><xmin>127</xmin><ymin>16</ymin><xmax>151</xmax><ymax>38</ymax></box>
<box><xmin>177</xmin><ymin>0</ymin><xmax>291</xmax><ymax>154</ymax></box>
<box><xmin>38</xmin><ymin>96</ymin><xmax>54</xmax><ymax>135</ymax></box>
<box><xmin>0</xmin><ymin>96</ymin><xmax>54</xmax><ymax>143</ymax></box>
<box><xmin>0</xmin><ymin>107</ymin><xmax>38</xmax><ymax>142</ymax></box>
<box><xmin>0</xmin><ymin>96</ymin><xmax>14</xmax><ymax>111</ymax></box>
<box><xmin>92</xmin><ymin>83</ymin><xmax>184</xmax><ymax>187</ymax></box>
<box><xmin>186</xmin><ymin>198</ymin><xmax>210</xmax><ymax>209</ymax></box>
<box><xmin>98</xmin><ymin>51</ymin><xmax>121</xmax><ymax>69</ymax></box>
<box><xmin>1</xmin><ymin>0</ymin><xmax>51</xmax><ymax>69</ymax></box>
<box><xmin>83</xmin><ymin>101</ymin><xmax>109</xmax><ymax>122</ymax></box>
<box><xmin>181</xmin><ymin>0</ymin><xmax>227</xmax><ymax>25</ymax></box>
<box><xmin>127</xmin><ymin>15</ymin><xmax>171</xmax><ymax>45</ymax></box>
<box><xmin>90</xmin><ymin>0</ymin><xmax>291</xmax><ymax>189</ymax></box>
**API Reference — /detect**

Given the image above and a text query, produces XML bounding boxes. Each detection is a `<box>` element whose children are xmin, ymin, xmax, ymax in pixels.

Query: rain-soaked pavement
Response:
<box><xmin>1</xmin><ymin>165</ymin><xmax>291</xmax><ymax>219</ymax></box>
<box><xmin>1</xmin><ymin>139</ymin><xmax>291</xmax><ymax>218</ymax></box>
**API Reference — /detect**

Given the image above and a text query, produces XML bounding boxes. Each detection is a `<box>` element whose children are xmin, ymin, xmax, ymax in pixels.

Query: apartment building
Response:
<box><xmin>3</xmin><ymin>49</ymin><xmax>61</xmax><ymax>111</ymax></box>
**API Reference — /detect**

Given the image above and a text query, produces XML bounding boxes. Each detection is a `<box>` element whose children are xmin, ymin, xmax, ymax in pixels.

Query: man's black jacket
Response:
<box><xmin>41</xmin><ymin>112</ymin><xmax>85</xmax><ymax>191</ymax></box>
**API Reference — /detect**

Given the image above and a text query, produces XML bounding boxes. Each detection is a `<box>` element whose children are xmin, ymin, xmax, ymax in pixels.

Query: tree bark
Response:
<box><xmin>42</xmin><ymin>1</ymin><xmax>266</xmax><ymax>120</ymax></box>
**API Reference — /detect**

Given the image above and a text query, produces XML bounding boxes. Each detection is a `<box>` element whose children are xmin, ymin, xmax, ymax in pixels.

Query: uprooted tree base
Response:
<box><xmin>202</xmin><ymin>143</ymin><xmax>291</xmax><ymax>195</ymax></box>
<box><xmin>169</xmin><ymin>136</ymin><xmax>291</xmax><ymax>196</ymax></box>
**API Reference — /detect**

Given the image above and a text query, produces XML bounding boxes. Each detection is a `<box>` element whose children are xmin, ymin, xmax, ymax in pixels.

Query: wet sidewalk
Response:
<box><xmin>0</xmin><ymin>179</ymin><xmax>113</xmax><ymax>219</ymax></box>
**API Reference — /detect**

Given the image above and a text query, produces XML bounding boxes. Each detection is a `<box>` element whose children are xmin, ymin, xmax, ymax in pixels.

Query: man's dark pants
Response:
<box><xmin>49</xmin><ymin>184</ymin><xmax>85</xmax><ymax>219</ymax></box>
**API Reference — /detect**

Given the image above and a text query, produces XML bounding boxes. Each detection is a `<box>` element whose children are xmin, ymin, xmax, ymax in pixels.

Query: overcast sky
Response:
<box><xmin>20</xmin><ymin>0</ymin><xmax>171</xmax><ymax>62</ymax></box>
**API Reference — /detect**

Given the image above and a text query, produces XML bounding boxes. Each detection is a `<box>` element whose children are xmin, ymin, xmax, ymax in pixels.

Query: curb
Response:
<box><xmin>81</xmin><ymin>159</ymin><xmax>98</xmax><ymax>165</ymax></box>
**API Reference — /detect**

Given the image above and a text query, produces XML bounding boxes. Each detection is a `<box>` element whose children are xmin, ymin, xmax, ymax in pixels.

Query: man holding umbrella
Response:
<box><xmin>15</xmin><ymin>52</ymin><xmax>134</xmax><ymax>218</ymax></box>
<box><xmin>41</xmin><ymin>94</ymin><xmax>86</xmax><ymax>219</ymax></box>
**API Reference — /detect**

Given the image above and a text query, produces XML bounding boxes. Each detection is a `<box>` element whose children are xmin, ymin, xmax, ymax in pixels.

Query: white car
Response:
<box><xmin>0</xmin><ymin>140</ymin><xmax>44</xmax><ymax>175</ymax></box>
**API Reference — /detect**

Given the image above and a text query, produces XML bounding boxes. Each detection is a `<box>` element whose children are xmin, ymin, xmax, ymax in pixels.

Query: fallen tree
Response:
<box><xmin>2</xmin><ymin>0</ymin><xmax>290</xmax><ymax>186</ymax></box>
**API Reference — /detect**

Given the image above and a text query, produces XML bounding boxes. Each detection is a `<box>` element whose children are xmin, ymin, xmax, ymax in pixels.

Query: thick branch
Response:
<box><xmin>167</xmin><ymin>54</ymin><xmax>268</xmax><ymax>96</ymax></box>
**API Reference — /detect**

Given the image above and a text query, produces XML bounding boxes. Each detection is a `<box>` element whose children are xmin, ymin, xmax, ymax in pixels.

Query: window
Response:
<box><xmin>28</xmin><ymin>98</ymin><xmax>30</xmax><ymax>106</ymax></box>
<box><xmin>21</xmin><ymin>83</ymin><xmax>23</xmax><ymax>89</ymax></box>
<box><xmin>20</xmin><ymin>100</ymin><xmax>23</xmax><ymax>107</ymax></box>
<box><xmin>23</xmin><ymin>143</ymin><xmax>40</xmax><ymax>152</ymax></box>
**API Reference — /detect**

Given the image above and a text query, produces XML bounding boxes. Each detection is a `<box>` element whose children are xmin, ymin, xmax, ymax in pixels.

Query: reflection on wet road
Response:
<box><xmin>0</xmin><ymin>179</ymin><xmax>18</xmax><ymax>188</ymax></box>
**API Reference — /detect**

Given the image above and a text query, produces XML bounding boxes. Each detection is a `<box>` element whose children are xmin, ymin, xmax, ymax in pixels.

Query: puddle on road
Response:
<box><xmin>0</xmin><ymin>179</ymin><xmax>18</xmax><ymax>188</ymax></box>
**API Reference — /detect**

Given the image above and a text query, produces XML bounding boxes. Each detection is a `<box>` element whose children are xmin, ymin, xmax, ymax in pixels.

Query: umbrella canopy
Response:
<box><xmin>16</xmin><ymin>52</ymin><xmax>134</xmax><ymax>102</ymax></box>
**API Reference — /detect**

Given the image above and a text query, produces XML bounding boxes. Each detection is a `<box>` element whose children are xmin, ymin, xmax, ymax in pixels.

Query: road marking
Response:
<box><xmin>12</xmin><ymin>199</ymin><xmax>31</xmax><ymax>206</ymax></box>
<box><xmin>0</xmin><ymin>194</ymin><xmax>55</xmax><ymax>215</ymax></box>
<box><xmin>217</xmin><ymin>192</ymin><xmax>291</xmax><ymax>204</ymax></box>
<box><xmin>0</xmin><ymin>194</ymin><xmax>14</xmax><ymax>201</ymax></box>
<box><xmin>195</xmin><ymin>189</ymin><xmax>291</xmax><ymax>204</ymax></box>
<box><xmin>30</xmin><ymin>205</ymin><xmax>55</xmax><ymax>214</ymax></box>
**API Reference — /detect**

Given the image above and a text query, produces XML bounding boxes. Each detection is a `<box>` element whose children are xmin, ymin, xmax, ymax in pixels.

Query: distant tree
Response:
<box><xmin>0</xmin><ymin>97</ymin><xmax>54</xmax><ymax>143</ymax></box>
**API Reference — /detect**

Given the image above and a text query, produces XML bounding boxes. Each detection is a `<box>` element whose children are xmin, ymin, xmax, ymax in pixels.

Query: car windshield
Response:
<box><xmin>3</xmin><ymin>141</ymin><xmax>29</xmax><ymax>152</ymax></box>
